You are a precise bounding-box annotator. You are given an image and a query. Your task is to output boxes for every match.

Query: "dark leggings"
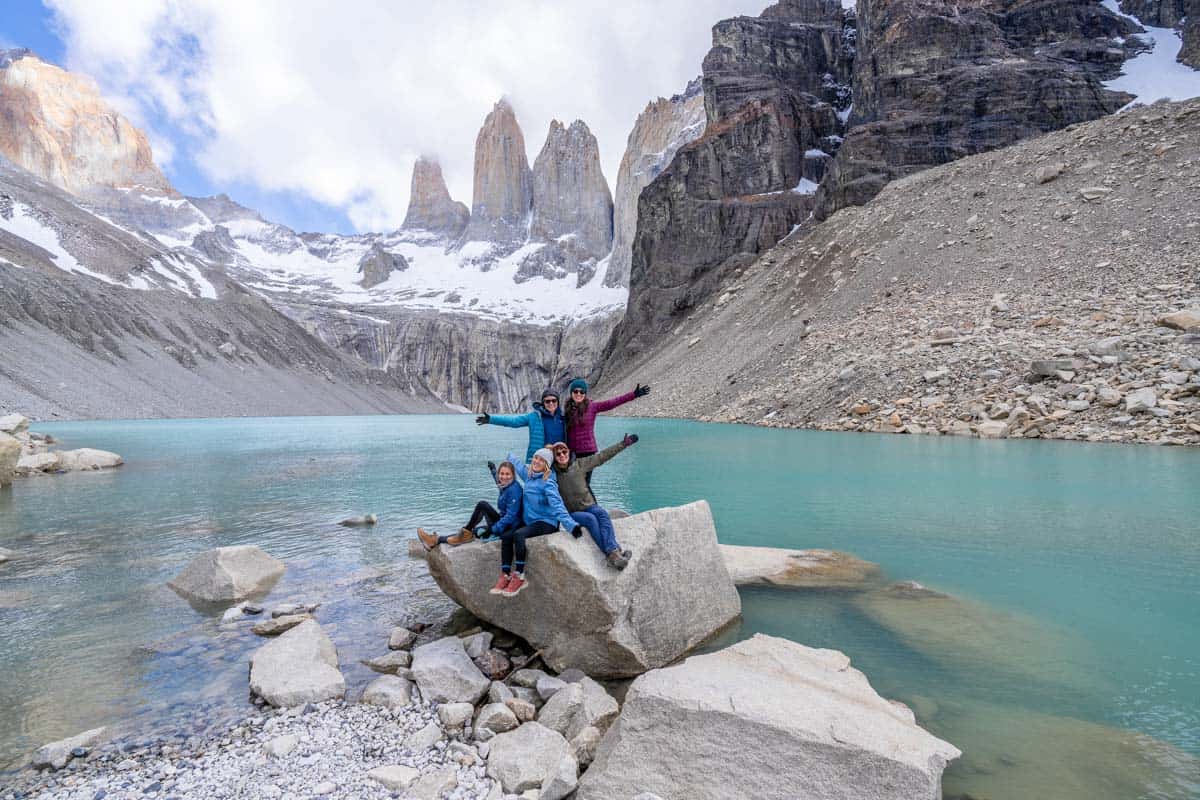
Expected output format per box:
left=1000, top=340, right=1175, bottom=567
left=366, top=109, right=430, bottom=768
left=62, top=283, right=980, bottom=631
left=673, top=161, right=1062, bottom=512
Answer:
left=464, top=501, right=500, bottom=533
left=499, top=521, right=557, bottom=573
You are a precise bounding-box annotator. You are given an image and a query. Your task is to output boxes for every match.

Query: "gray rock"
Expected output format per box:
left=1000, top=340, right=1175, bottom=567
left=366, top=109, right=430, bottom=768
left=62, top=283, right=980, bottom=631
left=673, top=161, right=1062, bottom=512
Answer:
left=427, top=501, right=741, bottom=678
left=312, top=781, right=336, bottom=795
left=537, top=678, right=619, bottom=741
left=437, top=702, right=475, bottom=732
left=251, top=613, right=312, bottom=636
left=505, top=698, right=538, bottom=723
left=361, top=675, right=414, bottom=709
left=248, top=620, right=345, bottom=707
left=486, top=722, right=572, bottom=794
left=411, top=636, right=490, bottom=704
left=976, top=420, right=1009, bottom=439
left=0, top=433, right=21, bottom=487
left=0, top=547, right=14, bottom=564
left=32, top=727, right=106, bottom=770
left=408, top=766, right=458, bottom=800
left=56, top=448, right=123, bottom=471
left=1125, top=387, right=1158, bottom=413
left=510, top=669, right=548, bottom=688
left=462, top=631, right=493, bottom=659
left=488, top=680, right=515, bottom=704
left=262, top=734, right=299, bottom=758
left=366, top=764, right=420, bottom=792
left=168, top=545, right=286, bottom=604
left=576, top=634, right=960, bottom=800
left=539, top=752, right=579, bottom=800
left=0, top=413, right=30, bottom=434
left=536, top=683, right=583, bottom=736
left=388, top=627, right=418, bottom=650
left=361, top=651, right=412, bottom=674
left=1097, top=386, right=1123, bottom=407
left=536, top=676, right=567, bottom=701
left=719, top=544, right=880, bottom=590
left=571, top=725, right=601, bottom=768
left=408, top=721, right=443, bottom=751
left=475, top=702, right=520, bottom=735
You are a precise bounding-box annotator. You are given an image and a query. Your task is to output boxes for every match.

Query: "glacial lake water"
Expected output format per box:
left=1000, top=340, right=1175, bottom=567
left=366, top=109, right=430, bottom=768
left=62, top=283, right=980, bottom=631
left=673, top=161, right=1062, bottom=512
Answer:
left=1, top=415, right=1198, bottom=798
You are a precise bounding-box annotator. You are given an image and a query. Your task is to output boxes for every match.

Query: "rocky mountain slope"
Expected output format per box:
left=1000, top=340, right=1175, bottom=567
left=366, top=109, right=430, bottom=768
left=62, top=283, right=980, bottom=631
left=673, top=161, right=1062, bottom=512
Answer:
left=598, top=0, right=1196, bottom=376
left=599, top=98, right=1200, bottom=446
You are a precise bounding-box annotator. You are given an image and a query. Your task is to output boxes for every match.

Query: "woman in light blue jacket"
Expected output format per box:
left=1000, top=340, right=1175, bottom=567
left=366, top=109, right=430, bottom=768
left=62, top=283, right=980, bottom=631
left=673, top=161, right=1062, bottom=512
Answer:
left=489, top=447, right=580, bottom=597
left=475, top=388, right=564, bottom=462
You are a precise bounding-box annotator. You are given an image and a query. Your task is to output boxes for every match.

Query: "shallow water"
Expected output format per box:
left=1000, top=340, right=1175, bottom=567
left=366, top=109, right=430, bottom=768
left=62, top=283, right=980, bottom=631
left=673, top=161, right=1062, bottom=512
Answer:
left=1, top=416, right=1197, bottom=797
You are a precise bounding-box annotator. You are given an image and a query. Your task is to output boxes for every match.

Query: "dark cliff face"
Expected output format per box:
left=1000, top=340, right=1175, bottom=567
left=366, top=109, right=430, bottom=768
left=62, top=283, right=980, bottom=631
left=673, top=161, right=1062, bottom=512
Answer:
left=813, top=0, right=1138, bottom=218
left=601, top=0, right=851, bottom=367
left=1181, top=0, right=1200, bottom=68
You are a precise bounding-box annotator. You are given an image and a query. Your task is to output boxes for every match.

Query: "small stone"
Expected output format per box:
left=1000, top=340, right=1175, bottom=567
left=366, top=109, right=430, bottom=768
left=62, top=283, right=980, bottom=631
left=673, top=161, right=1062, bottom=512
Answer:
left=505, top=698, right=537, bottom=723
left=312, top=781, right=335, bottom=796
left=367, top=765, right=420, bottom=792
left=475, top=703, right=520, bottom=735
left=1066, top=400, right=1090, bottom=412
left=1078, top=186, right=1112, bottom=201
left=361, top=675, right=414, bottom=709
left=509, top=669, right=547, bottom=689
left=408, top=721, right=443, bottom=751
left=922, top=368, right=948, bottom=382
left=977, top=420, right=1008, bottom=439
left=571, top=725, right=602, bottom=767
left=1034, top=163, right=1065, bottom=183
left=251, top=614, right=312, bottom=636
left=388, top=627, right=418, bottom=651
left=219, top=607, right=243, bottom=624
left=437, top=702, right=475, bottom=732
left=462, top=631, right=493, bottom=659
left=536, top=676, right=567, bottom=701
left=408, top=767, right=457, bottom=800
left=361, top=651, right=412, bottom=674
left=263, top=734, right=299, bottom=758
left=1097, top=387, right=1122, bottom=407
left=489, top=681, right=515, bottom=704
left=1125, top=387, right=1158, bottom=413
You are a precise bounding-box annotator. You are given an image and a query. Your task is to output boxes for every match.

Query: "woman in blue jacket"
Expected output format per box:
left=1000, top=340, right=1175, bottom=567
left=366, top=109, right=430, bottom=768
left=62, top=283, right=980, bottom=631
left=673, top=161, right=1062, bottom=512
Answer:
left=492, top=447, right=581, bottom=597
left=418, top=460, right=522, bottom=549
left=476, top=388, right=565, bottom=462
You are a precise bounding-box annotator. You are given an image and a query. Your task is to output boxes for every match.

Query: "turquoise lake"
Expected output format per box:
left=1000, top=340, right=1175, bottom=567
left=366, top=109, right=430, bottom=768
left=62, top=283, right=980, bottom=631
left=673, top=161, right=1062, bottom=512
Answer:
left=1, top=416, right=1198, bottom=798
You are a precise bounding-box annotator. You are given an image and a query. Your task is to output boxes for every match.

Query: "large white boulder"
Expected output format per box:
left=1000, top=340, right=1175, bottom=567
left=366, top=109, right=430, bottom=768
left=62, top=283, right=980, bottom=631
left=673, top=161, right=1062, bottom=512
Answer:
left=249, top=619, right=345, bottom=707
left=56, top=448, right=123, bottom=471
left=0, top=433, right=19, bottom=487
left=168, top=545, right=286, bottom=603
left=576, top=634, right=961, bottom=800
left=0, top=414, right=29, bottom=435
left=719, top=545, right=880, bottom=590
left=410, top=636, right=490, bottom=704
left=427, top=501, right=741, bottom=678
left=485, top=722, right=572, bottom=794
left=15, top=452, right=62, bottom=476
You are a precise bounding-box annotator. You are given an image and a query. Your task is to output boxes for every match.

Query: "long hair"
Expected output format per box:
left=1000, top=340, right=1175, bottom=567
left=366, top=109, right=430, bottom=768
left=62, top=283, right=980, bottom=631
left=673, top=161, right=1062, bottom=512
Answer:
left=564, top=395, right=589, bottom=431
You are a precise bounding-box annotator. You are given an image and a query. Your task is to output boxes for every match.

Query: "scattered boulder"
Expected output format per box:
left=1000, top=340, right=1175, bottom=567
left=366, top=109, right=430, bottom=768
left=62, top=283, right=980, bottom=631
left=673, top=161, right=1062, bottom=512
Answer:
left=338, top=514, right=377, bottom=527
left=389, top=627, right=418, bottom=650
left=263, top=734, right=299, bottom=758
left=56, top=448, right=123, bottom=471
left=539, top=751, right=580, bottom=800
left=168, top=545, right=286, bottom=604
left=249, top=620, right=345, bottom=707
left=719, top=545, right=880, bottom=590
left=15, top=451, right=61, bottom=475
left=410, top=636, right=490, bottom=704
left=0, top=414, right=30, bottom=435
left=252, top=613, right=312, bottom=636
left=485, top=722, right=572, bottom=795
left=31, top=727, right=106, bottom=770
left=577, top=635, right=960, bottom=800
left=367, top=765, right=420, bottom=792
left=537, top=678, right=619, bottom=741
left=437, top=702, right=475, bottom=732
left=361, top=675, right=414, bottom=709
left=1157, top=309, right=1200, bottom=332
left=361, top=651, right=412, bottom=675
left=0, top=433, right=19, bottom=487
left=426, top=501, right=741, bottom=678
left=408, top=766, right=458, bottom=800
left=570, top=725, right=602, bottom=767
left=475, top=702, right=519, bottom=735
left=1125, top=387, right=1158, bottom=414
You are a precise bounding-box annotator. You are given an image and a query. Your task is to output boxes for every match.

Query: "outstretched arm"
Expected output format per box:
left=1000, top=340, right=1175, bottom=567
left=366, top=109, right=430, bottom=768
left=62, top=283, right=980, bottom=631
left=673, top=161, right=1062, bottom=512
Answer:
left=488, top=461, right=499, bottom=485
left=591, top=389, right=639, bottom=414
left=487, top=412, right=533, bottom=429
left=577, top=435, right=637, bottom=471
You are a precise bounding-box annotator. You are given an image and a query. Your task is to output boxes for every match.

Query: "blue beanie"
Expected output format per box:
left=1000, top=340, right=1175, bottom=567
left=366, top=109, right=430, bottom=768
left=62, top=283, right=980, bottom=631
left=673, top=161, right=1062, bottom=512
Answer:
left=568, top=378, right=588, bottom=394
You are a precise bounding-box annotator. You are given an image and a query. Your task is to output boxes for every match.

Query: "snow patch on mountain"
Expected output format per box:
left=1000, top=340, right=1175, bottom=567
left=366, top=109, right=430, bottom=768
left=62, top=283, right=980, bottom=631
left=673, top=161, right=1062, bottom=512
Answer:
left=1, top=201, right=118, bottom=284
left=1102, top=0, right=1200, bottom=108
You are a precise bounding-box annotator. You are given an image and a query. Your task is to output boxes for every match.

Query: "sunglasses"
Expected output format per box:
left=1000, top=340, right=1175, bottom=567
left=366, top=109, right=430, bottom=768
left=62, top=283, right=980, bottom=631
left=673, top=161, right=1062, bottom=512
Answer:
left=543, top=397, right=559, bottom=404
left=571, top=389, right=586, bottom=395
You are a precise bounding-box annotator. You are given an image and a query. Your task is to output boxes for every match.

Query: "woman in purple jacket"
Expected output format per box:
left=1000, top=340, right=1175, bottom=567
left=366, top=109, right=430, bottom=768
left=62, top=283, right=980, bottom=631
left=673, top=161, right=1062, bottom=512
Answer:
left=563, top=378, right=650, bottom=461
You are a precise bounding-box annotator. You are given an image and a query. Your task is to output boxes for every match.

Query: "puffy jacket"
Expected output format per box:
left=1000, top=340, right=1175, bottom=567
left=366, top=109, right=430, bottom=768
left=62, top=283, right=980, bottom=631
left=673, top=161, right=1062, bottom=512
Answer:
left=508, top=453, right=577, bottom=531
left=566, top=390, right=637, bottom=454
left=488, top=464, right=524, bottom=536
left=489, top=402, right=565, bottom=461
left=553, top=439, right=630, bottom=511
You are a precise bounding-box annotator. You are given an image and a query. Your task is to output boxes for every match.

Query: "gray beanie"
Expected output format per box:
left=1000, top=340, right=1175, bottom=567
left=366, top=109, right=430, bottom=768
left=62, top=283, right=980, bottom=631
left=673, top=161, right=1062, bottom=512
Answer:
left=532, top=448, right=553, bottom=467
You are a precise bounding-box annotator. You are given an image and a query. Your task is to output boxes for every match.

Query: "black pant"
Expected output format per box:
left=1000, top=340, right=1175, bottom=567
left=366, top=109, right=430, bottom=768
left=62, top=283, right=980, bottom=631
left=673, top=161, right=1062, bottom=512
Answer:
left=499, top=521, right=556, bottom=572
left=464, top=501, right=500, bottom=534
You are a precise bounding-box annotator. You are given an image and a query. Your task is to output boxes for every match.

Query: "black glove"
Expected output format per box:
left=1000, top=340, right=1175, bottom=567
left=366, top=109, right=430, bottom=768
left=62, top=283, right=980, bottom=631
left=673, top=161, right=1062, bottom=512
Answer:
left=634, top=383, right=650, bottom=398
left=487, top=460, right=496, bottom=472
left=475, top=413, right=490, bottom=426
left=571, top=525, right=584, bottom=539
left=623, top=433, right=639, bottom=446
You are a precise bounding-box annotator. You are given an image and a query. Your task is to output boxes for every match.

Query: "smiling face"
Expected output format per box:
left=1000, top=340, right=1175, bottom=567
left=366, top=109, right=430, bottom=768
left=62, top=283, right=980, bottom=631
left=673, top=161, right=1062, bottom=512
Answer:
left=552, top=445, right=570, bottom=466
left=570, top=387, right=586, bottom=401
left=531, top=455, right=549, bottom=474
left=497, top=464, right=514, bottom=486
left=542, top=395, right=559, bottom=411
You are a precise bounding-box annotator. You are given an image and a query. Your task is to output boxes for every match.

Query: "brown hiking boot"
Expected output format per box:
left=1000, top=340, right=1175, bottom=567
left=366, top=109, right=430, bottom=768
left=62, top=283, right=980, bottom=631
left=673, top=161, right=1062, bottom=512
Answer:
left=417, top=528, right=439, bottom=551
left=446, top=527, right=475, bottom=546
left=606, top=550, right=630, bottom=570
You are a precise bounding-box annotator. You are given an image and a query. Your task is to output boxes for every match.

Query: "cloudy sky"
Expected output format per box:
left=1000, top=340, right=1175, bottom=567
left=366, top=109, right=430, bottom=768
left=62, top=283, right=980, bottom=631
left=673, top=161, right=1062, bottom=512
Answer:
left=2, top=0, right=770, bottom=233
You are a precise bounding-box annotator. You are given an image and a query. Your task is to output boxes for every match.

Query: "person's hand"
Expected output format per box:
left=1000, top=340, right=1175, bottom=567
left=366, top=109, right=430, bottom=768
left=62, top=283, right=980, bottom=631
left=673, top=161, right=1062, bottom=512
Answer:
left=634, top=383, right=650, bottom=398
left=475, top=413, right=490, bottom=426
left=623, top=433, right=639, bottom=446
left=571, top=525, right=584, bottom=539
left=487, top=460, right=496, bottom=472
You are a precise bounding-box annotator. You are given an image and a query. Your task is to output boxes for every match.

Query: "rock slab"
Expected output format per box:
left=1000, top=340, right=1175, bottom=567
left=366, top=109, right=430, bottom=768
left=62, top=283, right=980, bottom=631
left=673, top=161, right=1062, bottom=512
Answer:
left=168, top=545, right=286, bottom=603
left=719, top=544, right=880, bottom=589
left=32, top=727, right=106, bottom=770
left=410, top=636, right=490, bottom=704
left=485, top=722, right=572, bottom=794
left=249, top=620, right=345, bottom=707
left=0, top=432, right=19, bottom=487
left=427, top=501, right=741, bottom=678
left=577, top=634, right=961, bottom=800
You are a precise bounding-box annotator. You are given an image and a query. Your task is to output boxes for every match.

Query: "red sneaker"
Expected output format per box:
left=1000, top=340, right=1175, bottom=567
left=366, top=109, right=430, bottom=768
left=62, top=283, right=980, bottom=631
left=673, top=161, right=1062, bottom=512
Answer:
left=489, top=573, right=511, bottom=595
left=503, top=574, right=528, bottom=596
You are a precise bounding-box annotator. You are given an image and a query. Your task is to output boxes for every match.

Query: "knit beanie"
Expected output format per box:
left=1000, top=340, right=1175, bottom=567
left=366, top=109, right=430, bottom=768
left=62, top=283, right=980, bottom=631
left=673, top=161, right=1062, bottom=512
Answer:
left=532, top=448, right=553, bottom=467
left=568, top=378, right=588, bottom=394
left=540, top=387, right=560, bottom=402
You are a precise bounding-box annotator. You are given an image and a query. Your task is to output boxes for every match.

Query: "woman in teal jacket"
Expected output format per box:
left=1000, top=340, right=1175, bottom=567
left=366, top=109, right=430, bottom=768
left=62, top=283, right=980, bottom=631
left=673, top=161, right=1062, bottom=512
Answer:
left=489, top=447, right=580, bottom=597
left=476, top=388, right=565, bottom=462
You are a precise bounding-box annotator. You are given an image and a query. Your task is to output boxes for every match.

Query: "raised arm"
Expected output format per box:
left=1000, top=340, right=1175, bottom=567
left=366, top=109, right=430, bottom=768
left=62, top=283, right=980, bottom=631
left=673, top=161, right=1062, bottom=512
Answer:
left=486, top=412, right=533, bottom=429
left=507, top=453, right=529, bottom=481
left=577, top=435, right=636, bottom=472
left=487, top=461, right=499, bottom=485
left=591, top=389, right=639, bottom=414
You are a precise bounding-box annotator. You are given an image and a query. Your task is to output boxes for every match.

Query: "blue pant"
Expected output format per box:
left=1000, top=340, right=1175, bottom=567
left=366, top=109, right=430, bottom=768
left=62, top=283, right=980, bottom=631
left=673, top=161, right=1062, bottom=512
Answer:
left=570, top=505, right=619, bottom=555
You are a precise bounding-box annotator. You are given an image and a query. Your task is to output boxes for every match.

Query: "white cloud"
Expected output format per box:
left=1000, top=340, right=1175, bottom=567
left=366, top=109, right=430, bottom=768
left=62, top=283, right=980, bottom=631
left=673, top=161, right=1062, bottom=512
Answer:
left=45, top=0, right=768, bottom=232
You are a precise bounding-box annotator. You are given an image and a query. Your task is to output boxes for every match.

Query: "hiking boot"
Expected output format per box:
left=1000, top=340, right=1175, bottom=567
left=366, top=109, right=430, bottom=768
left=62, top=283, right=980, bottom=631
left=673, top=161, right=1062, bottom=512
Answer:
left=621, top=548, right=633, bottom=560
left=446, top=527, right=475, bottom=546
left=606, top=550, right=630, bottom=570
left=417, top=528, right=439, bottom=551
left=503, top=574, right=528, bottom=596
left=489, top=573, right=511, bottom=595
